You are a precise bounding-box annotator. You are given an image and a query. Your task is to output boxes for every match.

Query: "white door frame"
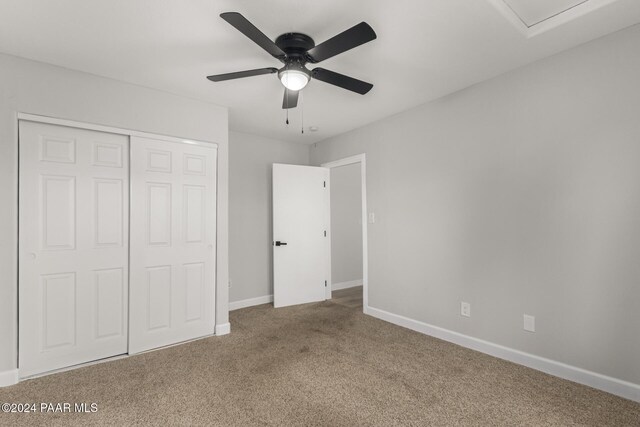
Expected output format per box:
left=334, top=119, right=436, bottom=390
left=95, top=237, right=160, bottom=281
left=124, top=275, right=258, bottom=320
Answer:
left=13, top=112, right=222, bottom=382
left=321, top=154, right=369, bottom=311
left=17, top=113, right=216, bottom=148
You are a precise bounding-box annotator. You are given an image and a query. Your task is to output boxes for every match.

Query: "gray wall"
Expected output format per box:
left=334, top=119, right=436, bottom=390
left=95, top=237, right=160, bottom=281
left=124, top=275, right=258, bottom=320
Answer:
left=0, top=53, right=229, bottom=377
left=310, top=25, right=640, bottom=385
left=330, top=163, right=363, bottom=284
left=229, top=131, right=309, bottom=303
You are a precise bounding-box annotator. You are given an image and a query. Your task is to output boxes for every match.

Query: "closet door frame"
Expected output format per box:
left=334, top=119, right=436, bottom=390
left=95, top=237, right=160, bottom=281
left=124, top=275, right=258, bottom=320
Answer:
left=16, top=113, right=220, bottom=378
left=17, top=113, right=218, bottom=149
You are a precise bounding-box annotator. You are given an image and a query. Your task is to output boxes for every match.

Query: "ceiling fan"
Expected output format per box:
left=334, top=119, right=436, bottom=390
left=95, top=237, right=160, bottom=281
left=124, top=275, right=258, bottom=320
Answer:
left=207, top=12, right=377, bottom=109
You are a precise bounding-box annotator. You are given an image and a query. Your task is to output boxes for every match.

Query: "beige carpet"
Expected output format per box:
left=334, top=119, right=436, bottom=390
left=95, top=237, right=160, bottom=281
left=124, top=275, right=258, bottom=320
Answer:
left=1, top=297, right=639, bottom=426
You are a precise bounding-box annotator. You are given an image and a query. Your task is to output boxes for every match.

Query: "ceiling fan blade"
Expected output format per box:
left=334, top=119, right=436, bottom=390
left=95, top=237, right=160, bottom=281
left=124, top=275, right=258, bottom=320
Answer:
left=306, top=22, right=376, bottom=63
left=207, top=67, right=278, bottom=82
left=282, top=89, right=299, bottom=109
left=220, top=12, right=285, bottom=59
left=312, top=68, right=373, bottom=95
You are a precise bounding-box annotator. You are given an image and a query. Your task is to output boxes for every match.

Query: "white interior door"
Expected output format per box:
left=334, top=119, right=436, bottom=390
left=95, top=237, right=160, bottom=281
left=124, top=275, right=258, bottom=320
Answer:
left=19, top=121, right=129, bottom=377
left=273, top=164, right=330, bottom=308
left=129, top=136, right=217, bottom=354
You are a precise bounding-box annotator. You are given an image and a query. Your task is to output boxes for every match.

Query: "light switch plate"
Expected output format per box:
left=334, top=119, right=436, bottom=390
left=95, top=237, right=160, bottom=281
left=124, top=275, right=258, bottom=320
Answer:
left=461, top=302, right=471, bottom=317
left=524, top=314, right=535, bottom=332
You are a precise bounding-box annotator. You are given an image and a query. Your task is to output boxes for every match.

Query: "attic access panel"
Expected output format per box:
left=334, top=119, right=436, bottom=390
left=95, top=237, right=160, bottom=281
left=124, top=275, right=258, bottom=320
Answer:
left=490, top=0, right=621, bottom=37
left=503, top=0, right=589, bottom=27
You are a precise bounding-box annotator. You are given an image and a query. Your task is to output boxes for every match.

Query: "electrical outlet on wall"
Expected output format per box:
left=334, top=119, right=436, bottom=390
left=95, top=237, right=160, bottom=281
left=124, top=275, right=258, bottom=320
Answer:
left=460, top=302, right=471, bottom=317
left=228, top=279, right=233, bottom=288
left=524, top=314, right=535, bottom=332
left=368, top=212, right=376, bottom=224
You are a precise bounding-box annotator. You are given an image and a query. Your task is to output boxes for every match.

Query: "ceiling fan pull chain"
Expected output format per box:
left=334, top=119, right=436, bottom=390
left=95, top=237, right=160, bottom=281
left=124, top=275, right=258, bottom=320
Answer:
left=301, top=92, right=304, bottom=134
left=285, top=81, right=290, bottom=125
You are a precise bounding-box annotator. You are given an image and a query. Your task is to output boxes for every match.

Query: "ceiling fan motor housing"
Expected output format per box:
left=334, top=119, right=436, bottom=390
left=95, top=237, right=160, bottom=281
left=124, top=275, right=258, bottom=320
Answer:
left=275, top=32, right=316, bottom=62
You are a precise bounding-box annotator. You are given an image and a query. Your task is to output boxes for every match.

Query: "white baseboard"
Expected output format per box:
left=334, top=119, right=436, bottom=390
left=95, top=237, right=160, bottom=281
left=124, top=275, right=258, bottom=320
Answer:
left=215, top=322, right=231, bottom=336
left=0, top=369, right=19, bottom=387
left=366, top=305, right=640, bottom=403
left=331, top=279, right=362, bottom=291
left=229, top=295, right=273, bottom=311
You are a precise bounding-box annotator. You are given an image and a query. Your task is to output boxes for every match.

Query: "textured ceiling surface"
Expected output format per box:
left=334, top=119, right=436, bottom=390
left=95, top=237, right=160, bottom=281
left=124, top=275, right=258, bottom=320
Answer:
left=1, top=0, right=639, bottom=143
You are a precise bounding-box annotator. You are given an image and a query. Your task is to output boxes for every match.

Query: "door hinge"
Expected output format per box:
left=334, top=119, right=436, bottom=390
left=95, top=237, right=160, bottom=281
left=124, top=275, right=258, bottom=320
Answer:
left=325, top=280, right=327, bottom=287
left=324, top=230, right=326, bottom=237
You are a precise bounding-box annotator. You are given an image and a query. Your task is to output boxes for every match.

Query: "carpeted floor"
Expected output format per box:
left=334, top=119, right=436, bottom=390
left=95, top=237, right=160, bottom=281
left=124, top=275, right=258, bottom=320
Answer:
left=1, top=295, right=639, bottom=426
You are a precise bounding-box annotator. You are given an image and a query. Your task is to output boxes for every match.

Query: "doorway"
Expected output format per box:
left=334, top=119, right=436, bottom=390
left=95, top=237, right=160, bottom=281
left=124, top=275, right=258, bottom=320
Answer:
left=322, top=155, right=368, bottom=311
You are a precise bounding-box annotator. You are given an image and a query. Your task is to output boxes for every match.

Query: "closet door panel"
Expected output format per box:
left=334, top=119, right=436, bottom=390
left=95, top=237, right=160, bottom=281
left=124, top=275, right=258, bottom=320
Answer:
left=129, top=136, right=216, bottom=354
left=19, top=121, right=129, bottom=378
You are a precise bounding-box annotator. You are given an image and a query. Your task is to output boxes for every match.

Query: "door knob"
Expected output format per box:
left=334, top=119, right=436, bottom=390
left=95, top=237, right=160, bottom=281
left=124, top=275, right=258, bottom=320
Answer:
left=274, top=241, right=287, bottom=246
left=28, top=252, right=37, bottom=260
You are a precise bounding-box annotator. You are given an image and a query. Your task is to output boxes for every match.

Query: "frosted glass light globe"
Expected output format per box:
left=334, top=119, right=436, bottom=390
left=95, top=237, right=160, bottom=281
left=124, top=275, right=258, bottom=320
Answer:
left=280, top=70, right=309, bottom=91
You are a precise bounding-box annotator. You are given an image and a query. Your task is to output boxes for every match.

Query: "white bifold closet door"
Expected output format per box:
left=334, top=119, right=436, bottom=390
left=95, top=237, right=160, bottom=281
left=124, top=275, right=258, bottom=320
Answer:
left=19, top=121, right=129, bottom=378
left=129, top=136, right=217, bottom=354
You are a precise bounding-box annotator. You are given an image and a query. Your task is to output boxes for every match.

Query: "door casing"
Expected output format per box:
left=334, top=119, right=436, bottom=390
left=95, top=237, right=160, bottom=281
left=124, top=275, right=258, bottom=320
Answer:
left=321, top=154, right=369, bottom=311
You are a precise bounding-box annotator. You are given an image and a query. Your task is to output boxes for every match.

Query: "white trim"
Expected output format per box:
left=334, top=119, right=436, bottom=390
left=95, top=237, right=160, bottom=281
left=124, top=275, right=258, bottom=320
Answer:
left=10, top=112, right=19, bottom=386
left=229, top=295, right=274, bottom=311
left=331, top=280, right=362, bottom=291
left=322, top=154, right=369, bottom=311
left=366, top=306, right=640, bottom=403
left=215, top=323, right=231, bottom=336
left=0, top=369, right=19, bottom=387
left=324, top=169, right=332, bottom=300
left=17, top=112, right=218, bottom=148
left=486, top=0, right=620, bottom=38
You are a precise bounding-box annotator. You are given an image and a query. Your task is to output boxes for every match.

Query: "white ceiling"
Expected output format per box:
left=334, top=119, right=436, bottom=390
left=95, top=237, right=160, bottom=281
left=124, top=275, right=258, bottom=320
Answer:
left=0, top=0, right=639, bottom=144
